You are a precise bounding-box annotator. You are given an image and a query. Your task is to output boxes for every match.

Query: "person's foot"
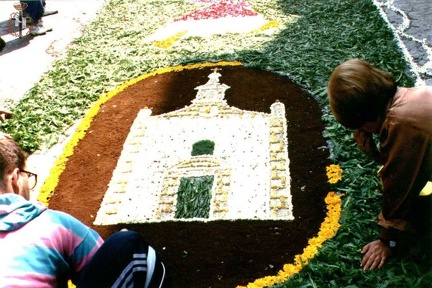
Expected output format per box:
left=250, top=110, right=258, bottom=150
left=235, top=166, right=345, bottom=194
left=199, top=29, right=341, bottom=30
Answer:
left=31, top=22, right=53, bottom=36
left=43, top=9, right=58, bottom=17
left=0, top=37, right=5, bottom=52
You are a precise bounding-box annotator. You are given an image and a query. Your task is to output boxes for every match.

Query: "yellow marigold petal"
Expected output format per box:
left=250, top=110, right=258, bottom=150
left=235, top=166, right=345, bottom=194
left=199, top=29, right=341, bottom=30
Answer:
left=281, top=263, right=301, bottom=276
left=308, top=236, right=322, bottom=247
left=250, top=20, right=281, bottom=33
left=326, top=164, right=343, bottom=184
left=154, top=31, right=187, bottom=48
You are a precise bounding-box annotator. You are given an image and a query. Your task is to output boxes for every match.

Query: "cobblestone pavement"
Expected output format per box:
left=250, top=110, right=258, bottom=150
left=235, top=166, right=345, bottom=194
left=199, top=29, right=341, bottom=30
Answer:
left=373, top=0, right=432, bottom=85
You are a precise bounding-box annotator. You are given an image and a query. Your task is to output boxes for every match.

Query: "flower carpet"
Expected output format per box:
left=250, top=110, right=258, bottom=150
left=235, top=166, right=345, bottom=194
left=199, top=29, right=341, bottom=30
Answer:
left=3, top=0, right=430, bottom=287
left=43, top=62, right=341, bottom=287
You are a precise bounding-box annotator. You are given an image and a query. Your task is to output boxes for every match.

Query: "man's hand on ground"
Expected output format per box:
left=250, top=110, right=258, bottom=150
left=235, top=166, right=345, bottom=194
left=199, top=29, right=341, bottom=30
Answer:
left=360, top=240, right=391, bottom=270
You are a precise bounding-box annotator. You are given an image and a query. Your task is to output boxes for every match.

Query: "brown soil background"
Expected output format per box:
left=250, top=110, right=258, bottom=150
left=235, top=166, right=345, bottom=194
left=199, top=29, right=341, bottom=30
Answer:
left=47, top=65, right=331, bottom=287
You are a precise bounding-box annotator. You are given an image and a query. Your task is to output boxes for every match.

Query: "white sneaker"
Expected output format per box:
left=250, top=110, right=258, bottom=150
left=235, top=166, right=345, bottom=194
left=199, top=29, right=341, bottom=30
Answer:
left=31, top=22, right=52, bottom=36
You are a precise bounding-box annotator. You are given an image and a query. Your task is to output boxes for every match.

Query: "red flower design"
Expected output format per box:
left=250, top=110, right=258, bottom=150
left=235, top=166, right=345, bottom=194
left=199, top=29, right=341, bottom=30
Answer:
left=174, top=0, right=258, bottom=22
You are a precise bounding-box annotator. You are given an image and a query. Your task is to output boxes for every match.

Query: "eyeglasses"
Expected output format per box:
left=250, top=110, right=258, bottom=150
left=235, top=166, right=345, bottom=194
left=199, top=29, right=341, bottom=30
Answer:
left=20, top=169, right=38, bottom=190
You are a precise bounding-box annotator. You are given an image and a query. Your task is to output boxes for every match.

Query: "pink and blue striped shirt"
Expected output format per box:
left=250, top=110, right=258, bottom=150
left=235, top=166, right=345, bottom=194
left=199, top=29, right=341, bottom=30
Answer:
left=0, top=194, right=103, bottom=287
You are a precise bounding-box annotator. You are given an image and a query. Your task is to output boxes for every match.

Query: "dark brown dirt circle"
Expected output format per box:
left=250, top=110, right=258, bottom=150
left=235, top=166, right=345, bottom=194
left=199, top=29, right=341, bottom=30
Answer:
left=47, top=64, right=331, bottom=287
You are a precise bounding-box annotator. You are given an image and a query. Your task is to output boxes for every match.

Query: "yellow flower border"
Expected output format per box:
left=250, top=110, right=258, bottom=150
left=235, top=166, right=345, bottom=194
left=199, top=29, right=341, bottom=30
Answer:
left=37, top=61, right=343, bottom=288
left=237, top=191, right=342, bottom=288
left=238, top=165, right=343, bottom=287
left=326, top=164, right=343, bottom=184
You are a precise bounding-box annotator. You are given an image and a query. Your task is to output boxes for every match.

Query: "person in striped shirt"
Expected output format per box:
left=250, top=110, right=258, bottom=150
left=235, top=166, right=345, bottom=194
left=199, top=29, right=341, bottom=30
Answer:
left=0, top=135, right=166, bottom=287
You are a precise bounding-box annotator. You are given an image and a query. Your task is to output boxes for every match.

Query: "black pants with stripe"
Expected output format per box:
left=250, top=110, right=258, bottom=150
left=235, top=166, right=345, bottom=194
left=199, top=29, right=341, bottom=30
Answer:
left=77, top=231, right=166, bottom=288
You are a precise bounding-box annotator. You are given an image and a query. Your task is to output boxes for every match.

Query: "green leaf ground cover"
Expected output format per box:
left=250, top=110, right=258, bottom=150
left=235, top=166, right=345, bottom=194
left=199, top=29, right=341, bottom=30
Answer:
left=3, top=0, right=430, bottom=286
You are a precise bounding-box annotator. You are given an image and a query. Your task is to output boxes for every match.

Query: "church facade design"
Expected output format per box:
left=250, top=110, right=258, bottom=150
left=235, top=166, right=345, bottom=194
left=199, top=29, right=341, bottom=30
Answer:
left=94, top=69, right=294, bottom=224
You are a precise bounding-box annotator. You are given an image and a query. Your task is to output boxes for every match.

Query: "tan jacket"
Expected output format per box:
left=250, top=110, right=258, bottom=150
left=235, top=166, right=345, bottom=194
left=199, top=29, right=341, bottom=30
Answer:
left=378, top=86, right=432, bottom=238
